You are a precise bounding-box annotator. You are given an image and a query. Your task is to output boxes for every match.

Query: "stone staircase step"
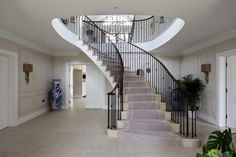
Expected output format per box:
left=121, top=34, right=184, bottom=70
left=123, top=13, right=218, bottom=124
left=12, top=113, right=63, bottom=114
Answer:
left=124, top=87, right=154, bottom=94
left=123, top=71, right=137, bottom=76
left=124, top=119, right=171, bottom=132
left=123, top=75, right=142, bottom=81
left=125, top=93, right=161, bottom=101
left=125, top=101, right=160, bottom=110
left=129, top=110, right=164, bottom=119
left=123, top=81, right=148, bottom=87
left=119, top=130, right=182, bottom=146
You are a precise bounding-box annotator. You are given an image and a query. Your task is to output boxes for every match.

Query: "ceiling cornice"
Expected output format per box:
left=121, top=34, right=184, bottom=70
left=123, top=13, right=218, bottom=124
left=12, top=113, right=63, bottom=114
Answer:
left=0, top=27, right=52, bottom=55
left=182, top=28, right=236, bottom=55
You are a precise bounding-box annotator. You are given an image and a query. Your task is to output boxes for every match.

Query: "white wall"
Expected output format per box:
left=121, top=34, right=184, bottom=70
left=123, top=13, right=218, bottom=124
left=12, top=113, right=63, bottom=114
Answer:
left=180, top=37, right=236, bottom=125
left=52, top=54, right=112, bottom=109
left=0, top=37, right=52, bottom=123
left=154, top=55, right=181, bottom=79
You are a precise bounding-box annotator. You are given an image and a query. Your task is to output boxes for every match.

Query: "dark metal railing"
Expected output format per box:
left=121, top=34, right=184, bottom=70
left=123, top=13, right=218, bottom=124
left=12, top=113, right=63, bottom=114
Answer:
left=81, top=16, right=124, bottom=129
left=72, top=15, right=196, bottom=137
left=86, top=16, right=176, bottom=43
left=115, top=42, right=196, bottom=137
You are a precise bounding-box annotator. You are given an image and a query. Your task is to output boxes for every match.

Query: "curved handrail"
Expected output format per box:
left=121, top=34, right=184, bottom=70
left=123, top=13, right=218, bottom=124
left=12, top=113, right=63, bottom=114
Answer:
left=89, top=15, right=154, bottom=23
left=133, top=16, right=154, bottom=22
left=84, top=16, right=124, bottom=94
left=84, top=17, right=177, bottom=83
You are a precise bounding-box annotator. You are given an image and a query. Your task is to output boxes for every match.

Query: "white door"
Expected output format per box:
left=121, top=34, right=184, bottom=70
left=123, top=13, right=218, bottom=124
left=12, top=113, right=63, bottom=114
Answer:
left=0, top=55, right=9, bottom=130
left=226, top=55, right=236, bottom=128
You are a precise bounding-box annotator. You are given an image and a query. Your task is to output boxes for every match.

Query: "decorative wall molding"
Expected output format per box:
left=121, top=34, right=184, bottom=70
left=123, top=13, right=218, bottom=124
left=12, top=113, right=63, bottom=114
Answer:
left=0, top=27, right=51, bottom=55
left=182, top=28, right=236, bottom=55
left=16, top=108, right=48, bottom=126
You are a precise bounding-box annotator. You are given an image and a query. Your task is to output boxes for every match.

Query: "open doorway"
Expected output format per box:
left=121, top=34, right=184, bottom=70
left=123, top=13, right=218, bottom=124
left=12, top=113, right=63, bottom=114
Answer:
left=69, top=65, right=87, bottom=109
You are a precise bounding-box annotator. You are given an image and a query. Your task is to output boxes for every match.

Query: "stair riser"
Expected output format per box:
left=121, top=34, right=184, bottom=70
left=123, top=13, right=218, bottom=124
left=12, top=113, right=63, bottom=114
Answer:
left=123, top=73, right=138, bottom=77
left=123, top=102, right=160, bottom=111
left=124, top=88, right=154, bottom=94
left=129, top=111, right=164, bottom=119
left=123, top=76, right=142, bottom=81
left=128, top=104, right=159, bottom=110
left=123, top=82, right=148, bottom=87
left=125, top=95, right=161, bottom=102
left=125, top=123, right=171, bottom=132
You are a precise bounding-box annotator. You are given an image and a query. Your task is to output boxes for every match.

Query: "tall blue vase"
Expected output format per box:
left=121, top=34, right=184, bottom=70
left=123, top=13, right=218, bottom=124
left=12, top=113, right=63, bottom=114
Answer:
left=49, top=80, right=63, bottom=110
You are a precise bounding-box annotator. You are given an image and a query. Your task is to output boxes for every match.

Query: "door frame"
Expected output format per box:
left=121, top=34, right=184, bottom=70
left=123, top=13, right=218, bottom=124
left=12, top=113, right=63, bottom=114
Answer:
left=216, top=48, right=236, bottom=128
left=0, top=49, right=18, bottom=127
left=65, top=61, right=90, bottom=109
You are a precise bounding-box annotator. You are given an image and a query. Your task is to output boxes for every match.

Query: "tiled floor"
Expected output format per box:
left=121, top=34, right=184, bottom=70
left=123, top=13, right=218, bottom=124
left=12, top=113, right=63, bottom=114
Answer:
left=0, top=108, right=217, bottom=157
left=73, top=97, right=86, bottom=108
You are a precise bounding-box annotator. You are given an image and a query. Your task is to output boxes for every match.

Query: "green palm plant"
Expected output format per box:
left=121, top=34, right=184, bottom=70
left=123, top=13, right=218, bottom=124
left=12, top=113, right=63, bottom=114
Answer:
left=179, top=74, right=205, bottom=111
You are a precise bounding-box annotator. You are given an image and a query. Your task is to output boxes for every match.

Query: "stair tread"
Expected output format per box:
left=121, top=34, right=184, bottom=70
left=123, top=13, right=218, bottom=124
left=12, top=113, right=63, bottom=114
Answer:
left=127, top=100, right=158, bottom=103
left=130, top=109, right=163, bottom=112
left=127, top=118, right=168, bottom=123
left=121, top=130, right=182, bottom=140
left=127, top=93, right=157, bottom=95
left=125, top=86, right=151, bottom=89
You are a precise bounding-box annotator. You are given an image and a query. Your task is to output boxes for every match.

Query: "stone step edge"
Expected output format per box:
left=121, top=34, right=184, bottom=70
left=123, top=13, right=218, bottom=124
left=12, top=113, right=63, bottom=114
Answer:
left=107, top=128, right=201, bottom=148
left=123, top=102, right=166, bottom=111
left=124, top=94, right=162, bottom=102
left=117, top=118, right=178, bottom=132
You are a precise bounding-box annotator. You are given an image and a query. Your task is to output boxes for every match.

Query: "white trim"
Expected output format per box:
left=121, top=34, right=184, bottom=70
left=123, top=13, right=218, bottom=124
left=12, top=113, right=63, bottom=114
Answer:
left=65, top=61, right=91, bottom=109
left=51, top=51, right=81, bottom=56
left=183, top=28, right=236, bottom=55
left=216, top=49, right=236, bottom=127
left=16, top=108, right=48, bottom=126
left=0, top=49, right=18, bottom=127
left=0, top=27, right=51, bottom=55
left=198, top=112, right=217, bottom=125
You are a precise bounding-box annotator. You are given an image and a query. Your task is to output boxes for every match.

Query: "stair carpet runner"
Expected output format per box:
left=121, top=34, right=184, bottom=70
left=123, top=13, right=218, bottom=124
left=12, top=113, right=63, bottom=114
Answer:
left=119, top=70, right=182, bottom=146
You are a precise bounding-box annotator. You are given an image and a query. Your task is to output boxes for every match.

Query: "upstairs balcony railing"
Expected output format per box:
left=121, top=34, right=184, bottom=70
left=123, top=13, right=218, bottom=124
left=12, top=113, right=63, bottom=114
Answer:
left=86, top=16, right=176, bottom=43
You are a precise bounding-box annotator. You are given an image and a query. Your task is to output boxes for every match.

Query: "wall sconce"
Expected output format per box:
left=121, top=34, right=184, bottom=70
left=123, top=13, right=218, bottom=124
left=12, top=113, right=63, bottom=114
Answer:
left=159, top=16, right=165, bottom=24
left=201, top=64, right=211, bottom=84
left=23, top=64, right=33, bottom=84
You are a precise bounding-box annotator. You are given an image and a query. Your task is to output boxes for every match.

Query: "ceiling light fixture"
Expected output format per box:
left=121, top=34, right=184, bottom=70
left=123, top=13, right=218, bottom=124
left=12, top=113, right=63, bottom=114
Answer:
left=113, top=6, right=119, bottom=10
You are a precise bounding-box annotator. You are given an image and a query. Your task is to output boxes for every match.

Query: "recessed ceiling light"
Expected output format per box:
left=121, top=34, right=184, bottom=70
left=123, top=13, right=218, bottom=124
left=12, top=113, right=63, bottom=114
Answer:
left=37, top=36, right=43, bottom=40
left=113, top=6, right=119, bottom=10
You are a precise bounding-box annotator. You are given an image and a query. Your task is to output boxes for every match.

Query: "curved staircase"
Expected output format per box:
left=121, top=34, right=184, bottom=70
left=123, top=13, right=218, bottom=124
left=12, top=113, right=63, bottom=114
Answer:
left=52, top=15, right=200, bottom=147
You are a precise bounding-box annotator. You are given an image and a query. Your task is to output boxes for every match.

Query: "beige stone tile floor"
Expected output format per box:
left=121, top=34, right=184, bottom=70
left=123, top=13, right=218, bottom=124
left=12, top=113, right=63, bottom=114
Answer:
left=73, top=97, right=86, bottom=108
left=0, top=108, right=217, bottom=157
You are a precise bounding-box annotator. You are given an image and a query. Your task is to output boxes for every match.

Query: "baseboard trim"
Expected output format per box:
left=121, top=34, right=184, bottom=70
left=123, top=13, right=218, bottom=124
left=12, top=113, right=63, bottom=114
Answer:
left=15, top=108, right=49, bottom=126
left=198, top=112, right=217, bottom=125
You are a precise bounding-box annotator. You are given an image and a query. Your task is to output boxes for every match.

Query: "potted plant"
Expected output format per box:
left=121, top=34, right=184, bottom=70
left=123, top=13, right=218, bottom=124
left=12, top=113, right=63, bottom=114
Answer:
left=196, top=128, right=236, bottom=157
left=179, top=74, right=205, bottom=117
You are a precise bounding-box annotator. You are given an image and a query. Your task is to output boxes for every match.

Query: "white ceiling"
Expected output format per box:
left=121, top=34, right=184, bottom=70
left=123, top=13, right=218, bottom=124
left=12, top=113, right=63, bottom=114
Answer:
left=0, top=0, right=236, bottom=56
